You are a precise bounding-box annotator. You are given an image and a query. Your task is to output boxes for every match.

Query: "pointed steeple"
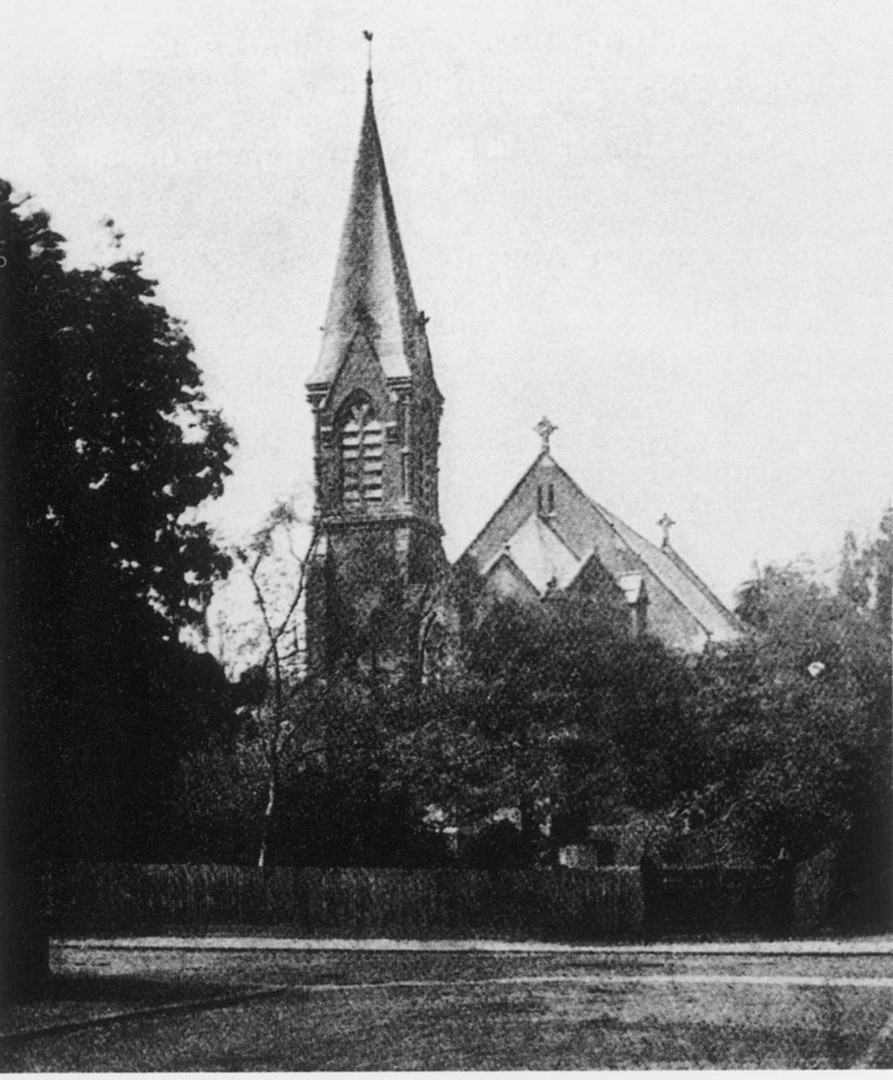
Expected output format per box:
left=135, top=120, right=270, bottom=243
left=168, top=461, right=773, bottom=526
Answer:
left=303, top=60, right=448, bottom=680
left=307, top=76, right=437, bottom=394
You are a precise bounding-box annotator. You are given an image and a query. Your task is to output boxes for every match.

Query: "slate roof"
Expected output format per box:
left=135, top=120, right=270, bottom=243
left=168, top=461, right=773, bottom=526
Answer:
left=464, top=451, right=741, bottom=645
left=589, top=494, right=741, bottom=641
left=484, top=512, right=582, bottom=594
left=307, top=77, right=437, bottom=394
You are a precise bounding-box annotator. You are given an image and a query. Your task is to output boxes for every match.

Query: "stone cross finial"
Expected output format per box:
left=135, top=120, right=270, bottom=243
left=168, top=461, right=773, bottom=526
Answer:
left=658, top=513, right=676, bottom=547
left=535, top=416, right=557, bottom=454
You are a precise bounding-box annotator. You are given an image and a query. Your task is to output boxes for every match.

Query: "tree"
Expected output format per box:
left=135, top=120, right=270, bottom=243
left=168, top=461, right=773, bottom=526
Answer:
left=2, top=180, right=236, bottom=869
left=842, top=506, right=893, bottom=634
left=388, top=596, right=702, bottom=864
left=173, top=499, right=457, bottom=868
left=687, top=559, right=890, bottom=865
left=237, top=501, right=320, bottom=866
left=838, top=530, right=872, bottom=609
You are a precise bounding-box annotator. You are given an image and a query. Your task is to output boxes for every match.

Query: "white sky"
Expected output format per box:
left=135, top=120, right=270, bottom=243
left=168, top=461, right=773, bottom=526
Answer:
left=5, top=0, right=893, bottom=605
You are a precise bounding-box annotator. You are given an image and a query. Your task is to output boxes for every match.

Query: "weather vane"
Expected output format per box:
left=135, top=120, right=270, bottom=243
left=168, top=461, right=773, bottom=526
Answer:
left=363, top=30, right=373, bottom=84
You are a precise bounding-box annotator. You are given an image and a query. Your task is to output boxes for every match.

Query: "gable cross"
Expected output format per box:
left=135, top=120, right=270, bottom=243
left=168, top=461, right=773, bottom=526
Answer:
left=658, top=512, right=676, bottom=547
left=535, top=416, right=557, bottom=454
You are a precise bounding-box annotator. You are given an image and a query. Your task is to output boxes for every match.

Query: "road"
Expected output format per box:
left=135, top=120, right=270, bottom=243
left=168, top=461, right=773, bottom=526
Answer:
left=4, top=940, right=893, bottom=1069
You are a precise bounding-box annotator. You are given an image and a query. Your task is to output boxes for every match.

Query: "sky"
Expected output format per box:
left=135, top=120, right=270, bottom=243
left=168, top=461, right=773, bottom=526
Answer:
left=4, top=0, right=893, bottom=606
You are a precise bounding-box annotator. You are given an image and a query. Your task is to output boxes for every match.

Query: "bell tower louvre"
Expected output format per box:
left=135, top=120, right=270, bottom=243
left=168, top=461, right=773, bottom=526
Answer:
left=304, top=68, right=446, bottom=677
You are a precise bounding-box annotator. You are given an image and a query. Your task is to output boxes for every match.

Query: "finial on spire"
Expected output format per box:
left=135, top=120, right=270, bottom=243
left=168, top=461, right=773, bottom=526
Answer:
left=363, top=30, right=373, bottom=85
left=658, top=512, right=676, bottom=547
left=535, top=416, right=557, bottom=455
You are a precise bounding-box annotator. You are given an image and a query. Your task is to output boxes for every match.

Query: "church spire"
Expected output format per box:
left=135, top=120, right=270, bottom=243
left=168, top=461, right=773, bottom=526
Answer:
left=303, top=59, right=446, bottom=678
left=306, top=69, right=436, bottom=395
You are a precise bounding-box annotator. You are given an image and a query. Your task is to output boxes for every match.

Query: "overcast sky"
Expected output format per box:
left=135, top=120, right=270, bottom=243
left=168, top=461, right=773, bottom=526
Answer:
left=5, top=0, right=893, bottom=604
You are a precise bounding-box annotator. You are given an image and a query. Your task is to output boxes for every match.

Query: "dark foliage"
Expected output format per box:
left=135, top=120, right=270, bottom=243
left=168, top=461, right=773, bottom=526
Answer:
left=166, top=539, right=891, bottom=880
left=434, top=598, right=702, bottom=836
left=687, top=557, right=892, bottom=866
left=1, top=181, right=236, bottom=863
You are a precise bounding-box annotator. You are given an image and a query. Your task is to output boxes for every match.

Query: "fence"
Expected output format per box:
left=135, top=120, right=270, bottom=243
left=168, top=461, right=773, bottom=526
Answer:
left=642, top=863, right=792, bottom=938
left=43, top=863, right=645, bottom=942
left=44, top=857, right=863, bottom=942
left=792, top=848, right=836, bottom=936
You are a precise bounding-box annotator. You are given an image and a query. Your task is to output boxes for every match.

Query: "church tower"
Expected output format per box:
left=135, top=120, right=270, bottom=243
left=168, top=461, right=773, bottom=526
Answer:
left=305, top=71, right=445, bottom=676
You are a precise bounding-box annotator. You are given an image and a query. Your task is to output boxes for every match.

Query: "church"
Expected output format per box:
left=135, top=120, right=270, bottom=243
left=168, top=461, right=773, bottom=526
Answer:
left=304, top=70, right=739, bottom=676
left=460, top=417, right=740, bottom=652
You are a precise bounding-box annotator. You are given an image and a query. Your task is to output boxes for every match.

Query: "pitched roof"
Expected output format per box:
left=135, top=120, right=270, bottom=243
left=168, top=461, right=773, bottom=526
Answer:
left=307, top=78, right=437, bottom=393
left=464, top=451, right=741, bottom=644
left=588, top=493, right=741, bottom=641
left=484, top=512, right=582, bottom=595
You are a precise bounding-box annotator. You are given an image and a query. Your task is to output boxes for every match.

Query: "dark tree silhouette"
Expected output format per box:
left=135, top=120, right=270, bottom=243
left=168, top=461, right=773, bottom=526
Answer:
left=1, top=182, right=235, bottom=995
left=695, top=559, right=891, bottom=866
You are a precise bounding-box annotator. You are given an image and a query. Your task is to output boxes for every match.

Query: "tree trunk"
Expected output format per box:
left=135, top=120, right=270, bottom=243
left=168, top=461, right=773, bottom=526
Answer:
left=257, top=762, right=276, bottom=868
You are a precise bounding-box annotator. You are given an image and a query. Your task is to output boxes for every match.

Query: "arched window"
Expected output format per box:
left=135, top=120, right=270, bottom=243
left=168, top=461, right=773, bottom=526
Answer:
left=339, top=397, right=383, bottom=506
left=421, top=616, right=446, bottom=687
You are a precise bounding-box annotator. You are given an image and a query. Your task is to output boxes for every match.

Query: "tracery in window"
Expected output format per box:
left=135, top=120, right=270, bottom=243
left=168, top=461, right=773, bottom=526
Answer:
left=339, top=396, right=383, bottom=506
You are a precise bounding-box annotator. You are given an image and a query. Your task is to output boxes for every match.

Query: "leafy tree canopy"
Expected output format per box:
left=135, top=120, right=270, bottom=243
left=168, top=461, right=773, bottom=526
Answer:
left=689, top=553, right=891, bottom=864
left=2, top=181, right=237, bottom=860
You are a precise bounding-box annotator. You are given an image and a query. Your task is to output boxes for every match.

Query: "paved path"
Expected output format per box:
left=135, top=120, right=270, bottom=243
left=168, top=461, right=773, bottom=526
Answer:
left=58, top=933, right=893, bottom=954
left=3, top=939, right=893, bottom=1069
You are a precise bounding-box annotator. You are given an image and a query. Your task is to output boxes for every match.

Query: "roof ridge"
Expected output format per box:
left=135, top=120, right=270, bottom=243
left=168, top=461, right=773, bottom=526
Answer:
left=595, top=503, right=737, bottom=636
left=463, top=450, right=739, bottom=642
left=564, top=547, right=611, bottom=591
left=599, top=500, right=740, bottom=626
left=485, top=548, right=539, bottom=596
left=460, top=452, right=550, bottom=560
left=482, top=508, right=582, bottom=593
left=548, top=460, right=737, bottom=638
left=659, top=542, right=742, bottom=626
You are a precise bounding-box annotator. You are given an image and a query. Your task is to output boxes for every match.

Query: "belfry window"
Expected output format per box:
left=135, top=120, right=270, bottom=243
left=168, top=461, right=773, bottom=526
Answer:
left=340, top=399, right=383, bottom=506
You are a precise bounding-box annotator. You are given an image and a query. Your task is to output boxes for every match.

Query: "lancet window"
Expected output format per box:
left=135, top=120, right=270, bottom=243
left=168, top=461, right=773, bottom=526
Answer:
left=338, top=396, right=383, bottom=506
left=537, top=483, right=555, bottom=517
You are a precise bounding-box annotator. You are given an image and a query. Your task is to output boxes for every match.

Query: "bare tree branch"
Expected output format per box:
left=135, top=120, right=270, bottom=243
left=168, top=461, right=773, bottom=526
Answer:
left=236, top=505, right=322, bottom=867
